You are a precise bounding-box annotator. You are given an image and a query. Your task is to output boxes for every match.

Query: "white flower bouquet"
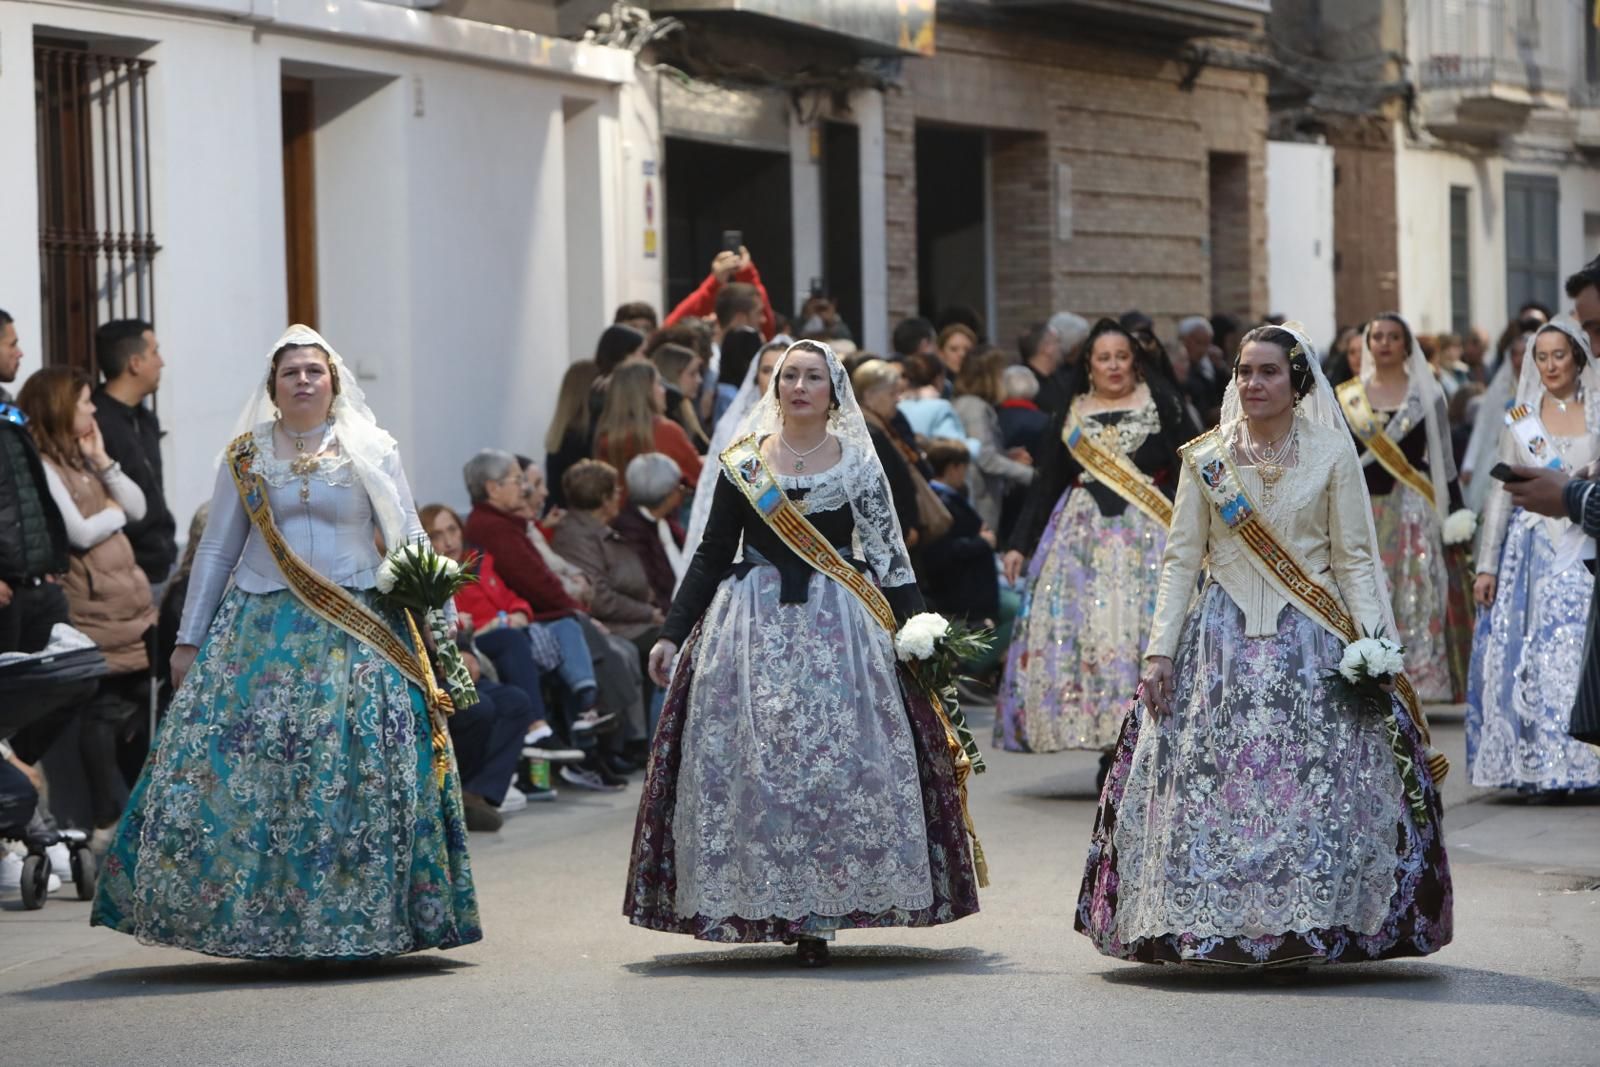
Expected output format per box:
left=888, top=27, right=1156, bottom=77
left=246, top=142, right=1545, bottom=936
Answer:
left=895, top=612, right=993, bottom=774
left=376, top=539, right=479, bottom=710
left=1442, top=508, right=1477, bottom=547
left=1337, top=635, right=1405, bottom=687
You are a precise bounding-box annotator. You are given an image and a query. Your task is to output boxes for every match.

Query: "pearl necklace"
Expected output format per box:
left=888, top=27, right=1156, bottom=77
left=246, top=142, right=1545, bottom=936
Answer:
left=781, top=430, right=829, bottom=473
left=1243, top=420, right=1296, bottom=493
left=1552, top=383, right=1584, bottom=414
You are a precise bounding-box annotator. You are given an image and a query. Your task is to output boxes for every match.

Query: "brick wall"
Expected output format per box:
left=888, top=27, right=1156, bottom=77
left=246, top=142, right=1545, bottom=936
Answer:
left=886, top=19, right=1269, bottom=344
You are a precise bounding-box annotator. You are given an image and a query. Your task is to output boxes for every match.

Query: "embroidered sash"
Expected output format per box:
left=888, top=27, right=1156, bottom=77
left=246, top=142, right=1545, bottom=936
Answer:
left=719, top=435, right=898, bottom=633
left=1336, top=379, right=1438, bottom=508
left=1505, top=404, right=1591, bottom=572
left=1181, top=431, right=1449, bottom=796
left=226, top=435, right=454, bottom=775
left=1063, top=407, right=1172, bottom=527
left=718, top=434, right=989, bottom=886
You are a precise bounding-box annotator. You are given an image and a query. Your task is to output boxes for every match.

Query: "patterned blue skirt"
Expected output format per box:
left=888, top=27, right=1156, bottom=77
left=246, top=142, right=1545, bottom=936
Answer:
left=91, top=588, right=482, bottom=959
left=1467, top=510, right=1600, bottom=791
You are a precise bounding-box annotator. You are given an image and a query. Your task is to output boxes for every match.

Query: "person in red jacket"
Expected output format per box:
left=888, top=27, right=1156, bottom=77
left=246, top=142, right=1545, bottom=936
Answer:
left=421, top=503, right=587, bottom=763
left=461, top=449, right=647, bottom=785
left=664, top=246, right=775, bottom=340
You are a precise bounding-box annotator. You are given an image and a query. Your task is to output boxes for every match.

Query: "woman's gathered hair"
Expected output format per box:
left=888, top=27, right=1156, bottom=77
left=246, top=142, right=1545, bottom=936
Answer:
left=1234, top=325, right=1316, bottom=398
left=545, top=360, right=599, bottom=453
left=596, top=362, right=661, bottom=470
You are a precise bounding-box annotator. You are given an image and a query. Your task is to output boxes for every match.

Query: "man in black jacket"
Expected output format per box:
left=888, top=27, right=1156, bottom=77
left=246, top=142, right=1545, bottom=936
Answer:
left=93, top=319, right=176, bottom=585
left=0, top=309, right=71, bottom=657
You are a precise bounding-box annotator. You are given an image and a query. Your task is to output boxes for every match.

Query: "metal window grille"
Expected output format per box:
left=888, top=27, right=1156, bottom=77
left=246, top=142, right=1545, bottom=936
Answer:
left=34, top=39, right=159, bottom=376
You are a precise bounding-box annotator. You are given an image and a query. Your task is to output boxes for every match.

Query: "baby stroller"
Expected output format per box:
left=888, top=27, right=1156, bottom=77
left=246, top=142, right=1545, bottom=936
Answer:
left=0, top=627, right=107, bottom=909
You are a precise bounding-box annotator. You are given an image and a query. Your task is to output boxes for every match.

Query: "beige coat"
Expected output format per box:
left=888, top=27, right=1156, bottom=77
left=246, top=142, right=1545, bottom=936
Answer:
left=47, top=458, right=156, bottom=673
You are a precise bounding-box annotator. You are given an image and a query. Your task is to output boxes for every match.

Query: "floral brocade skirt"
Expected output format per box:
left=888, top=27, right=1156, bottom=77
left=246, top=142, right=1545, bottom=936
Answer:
left=1372, top=488, right=1454, bottom=703
left=995, top=489, right=1166, bottom=753
left=1467, top=511, right=1600, bottom=791
left=91, top=588, right=482, bottom=959
left=624, top=567, right=979, bottom=942
left=1075, top=585, right=1453, bottom=967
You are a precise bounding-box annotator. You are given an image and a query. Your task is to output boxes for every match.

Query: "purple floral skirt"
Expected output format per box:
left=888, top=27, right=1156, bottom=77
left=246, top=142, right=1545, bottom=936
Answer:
left=1075, top=585, right=1453, bottom=966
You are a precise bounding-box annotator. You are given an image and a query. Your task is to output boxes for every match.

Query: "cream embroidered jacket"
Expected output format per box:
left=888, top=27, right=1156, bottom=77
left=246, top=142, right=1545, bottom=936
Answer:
left=1146, top=418, right=1388, bottom=659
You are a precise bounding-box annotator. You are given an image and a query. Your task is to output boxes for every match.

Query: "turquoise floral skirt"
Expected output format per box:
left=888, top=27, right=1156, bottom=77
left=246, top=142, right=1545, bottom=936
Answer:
left=91, top=588, right=482, bottom=959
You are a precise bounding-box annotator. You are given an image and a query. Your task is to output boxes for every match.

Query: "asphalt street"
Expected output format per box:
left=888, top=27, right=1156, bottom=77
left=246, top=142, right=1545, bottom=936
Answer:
left=3, top=705, right=1597, bottom=1067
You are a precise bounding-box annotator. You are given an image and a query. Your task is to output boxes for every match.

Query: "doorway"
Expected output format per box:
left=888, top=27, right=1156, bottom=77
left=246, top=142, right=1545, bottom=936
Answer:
left=915, top=125, right=988, bottom=333
left=664, top=137, right=793, bottom=320
left=821, top=121, right=863, bottom=343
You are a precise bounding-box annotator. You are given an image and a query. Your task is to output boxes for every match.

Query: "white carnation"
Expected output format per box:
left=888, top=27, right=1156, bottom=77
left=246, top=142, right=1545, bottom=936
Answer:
left=1340, top=636, right=1405, bottom=683
left=375, top=558, right=397, bottom=594
left=1442, top=508, right=1477, bottom=546
left=895, top=612, right=951, bottom=662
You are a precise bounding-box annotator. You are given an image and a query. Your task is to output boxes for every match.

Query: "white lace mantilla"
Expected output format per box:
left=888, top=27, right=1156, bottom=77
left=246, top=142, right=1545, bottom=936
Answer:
left=726, top=439, right=916, bottom=588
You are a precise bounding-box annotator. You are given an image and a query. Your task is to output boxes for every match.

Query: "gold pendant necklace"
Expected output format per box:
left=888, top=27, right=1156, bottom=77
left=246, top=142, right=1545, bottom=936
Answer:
left=285, top=421, right=332, bottom=503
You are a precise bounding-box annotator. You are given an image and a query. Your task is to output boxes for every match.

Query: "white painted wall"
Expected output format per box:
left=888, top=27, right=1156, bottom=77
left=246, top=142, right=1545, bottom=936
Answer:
left=1265, top=140, right=1336, bottom=346
left=0, top=0, right=649, bottom=532
left=1397, top=133, right=1600, bottom=336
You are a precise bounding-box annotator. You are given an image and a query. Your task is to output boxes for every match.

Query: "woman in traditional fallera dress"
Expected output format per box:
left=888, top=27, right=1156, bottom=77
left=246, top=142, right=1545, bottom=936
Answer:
left=1342, top=313, right=1465, bottom=701
left=624, top=340, right=979, bottom=967
left=91, top=326, right=481, bottom=959
left=1469, top=320, right=1600, bottom=793
left=1077, top=324, right=1452, bottom=967
left=996, top=319, right=1195, bottom=771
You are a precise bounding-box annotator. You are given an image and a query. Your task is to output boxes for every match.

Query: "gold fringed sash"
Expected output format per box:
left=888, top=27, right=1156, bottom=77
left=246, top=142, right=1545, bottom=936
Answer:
left=226, top=434, right=455, bottom=783
left=1181, top=431, right=1449, bottom=793
left=718, top=435, right=989, bottom=887
left=1063, top=407, right=1172, bottom=528
left=1336, top=379, right=1438, bottom=508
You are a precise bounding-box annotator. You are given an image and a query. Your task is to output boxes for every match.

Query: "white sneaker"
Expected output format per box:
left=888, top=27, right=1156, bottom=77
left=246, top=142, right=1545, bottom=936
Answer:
left=498, top=785, right=529, bottom=814
left=47, top=842, right=72, bottom=878
left=0, top=851, right=62, bottom=893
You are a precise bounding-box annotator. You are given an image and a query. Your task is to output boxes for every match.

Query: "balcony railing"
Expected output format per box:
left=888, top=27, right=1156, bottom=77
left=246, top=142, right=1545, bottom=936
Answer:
left=1413, top=0, right=1566, bottom=97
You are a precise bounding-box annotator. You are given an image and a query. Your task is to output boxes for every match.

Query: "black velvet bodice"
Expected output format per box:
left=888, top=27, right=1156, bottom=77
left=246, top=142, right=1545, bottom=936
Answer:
left=1356, top=410, right=1465, bottom=511
left=1006, top=386, right=1196, bottom=557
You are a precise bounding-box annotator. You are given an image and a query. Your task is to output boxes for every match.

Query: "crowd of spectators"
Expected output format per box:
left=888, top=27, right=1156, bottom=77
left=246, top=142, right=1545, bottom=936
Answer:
left=13, top=240, right=1588, bottom=863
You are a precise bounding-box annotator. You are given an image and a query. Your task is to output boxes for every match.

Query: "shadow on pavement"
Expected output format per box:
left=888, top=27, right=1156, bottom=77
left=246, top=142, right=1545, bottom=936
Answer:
left=624, top=943, right=1010, bottom=980
left=1096, top=961, right=1600, bottom=1018
left=15, top=953, right=471, bottom=1000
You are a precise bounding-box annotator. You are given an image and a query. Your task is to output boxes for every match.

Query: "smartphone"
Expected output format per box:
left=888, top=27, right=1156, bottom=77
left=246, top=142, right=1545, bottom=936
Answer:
left=1489, top=462, right=1530, bottom=483
left=721, top=229, right=743, bottom=255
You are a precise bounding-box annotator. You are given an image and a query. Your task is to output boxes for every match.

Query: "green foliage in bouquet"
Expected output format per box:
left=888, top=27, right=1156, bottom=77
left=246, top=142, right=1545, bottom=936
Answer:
left=377, top=540, right=480, bottom=710
left=894, top=612, right=994, bottom=774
